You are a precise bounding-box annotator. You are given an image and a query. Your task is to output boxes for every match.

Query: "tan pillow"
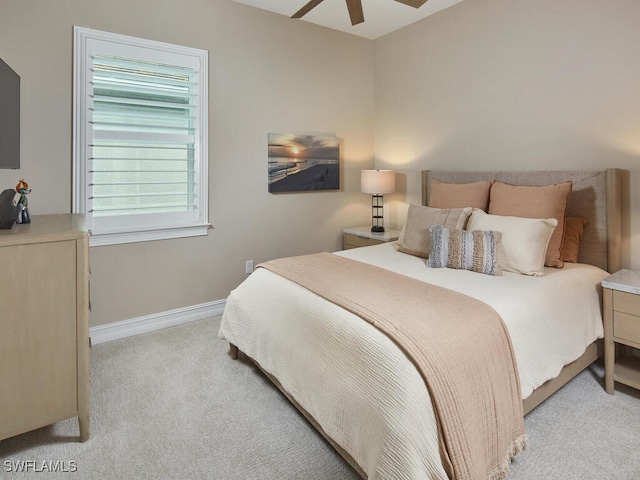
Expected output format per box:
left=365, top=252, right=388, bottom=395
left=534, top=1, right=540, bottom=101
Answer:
left=397, top=205, right=473, bottom=258
left=561, top=217, right=588, bottom=263
left=429, top=179, right=494, bottom=211
left=467, top=210, right=557, bottom=276
left=488, top=181, right=572, bottom=268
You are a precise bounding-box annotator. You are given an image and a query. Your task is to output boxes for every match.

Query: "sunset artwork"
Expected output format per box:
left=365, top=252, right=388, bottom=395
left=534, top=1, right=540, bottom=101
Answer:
left=268, top=133, right=340, bottom=193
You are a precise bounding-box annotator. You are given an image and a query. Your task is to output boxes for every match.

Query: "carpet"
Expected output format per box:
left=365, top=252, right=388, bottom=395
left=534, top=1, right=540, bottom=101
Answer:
left=1, top=317, right=638, bottom=479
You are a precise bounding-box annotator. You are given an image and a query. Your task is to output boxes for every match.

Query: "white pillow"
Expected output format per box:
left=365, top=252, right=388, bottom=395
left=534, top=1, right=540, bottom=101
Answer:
left=466, top=210, right=557, bottom=276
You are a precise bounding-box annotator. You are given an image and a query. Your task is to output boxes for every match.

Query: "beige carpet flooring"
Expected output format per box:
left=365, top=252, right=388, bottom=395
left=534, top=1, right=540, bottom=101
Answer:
left=1, top=316, right=639, bottom=479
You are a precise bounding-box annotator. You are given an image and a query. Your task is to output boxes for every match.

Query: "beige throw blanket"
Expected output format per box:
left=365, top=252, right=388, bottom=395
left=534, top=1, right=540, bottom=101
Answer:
left=259, top=253, right=527, bottom=480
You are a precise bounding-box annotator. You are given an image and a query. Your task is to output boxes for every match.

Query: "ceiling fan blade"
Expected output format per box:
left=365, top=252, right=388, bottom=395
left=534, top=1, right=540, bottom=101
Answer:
left=394, top=0, right=428, bottom=8
left=291, top=0, right=324, bottom=19
left=346, top=0, right=364, bottom=25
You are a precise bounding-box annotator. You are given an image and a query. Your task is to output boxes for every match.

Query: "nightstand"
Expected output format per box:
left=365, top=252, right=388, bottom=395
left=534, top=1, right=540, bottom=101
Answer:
left=602, top=269, right=640, bottom=394
left=343, top=226, right=400, bottom=250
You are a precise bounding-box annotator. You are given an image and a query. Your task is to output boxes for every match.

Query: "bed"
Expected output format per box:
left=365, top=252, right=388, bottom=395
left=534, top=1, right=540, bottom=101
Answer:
left=219, top=169, right=623, bottom=480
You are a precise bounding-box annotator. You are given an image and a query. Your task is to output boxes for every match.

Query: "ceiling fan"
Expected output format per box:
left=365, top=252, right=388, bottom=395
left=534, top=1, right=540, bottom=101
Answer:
left=291, top=0, right=428, bottom=26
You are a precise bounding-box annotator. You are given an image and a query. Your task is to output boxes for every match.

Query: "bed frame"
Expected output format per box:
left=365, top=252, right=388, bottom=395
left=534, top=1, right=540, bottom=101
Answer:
left=230, top=169, right=624, bottom=477
left=422, top=169, right=623, bottom=414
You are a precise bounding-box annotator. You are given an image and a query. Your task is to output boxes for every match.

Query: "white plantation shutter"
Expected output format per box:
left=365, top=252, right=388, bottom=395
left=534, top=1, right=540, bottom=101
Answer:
left=73, top=27, right=208, bottom=246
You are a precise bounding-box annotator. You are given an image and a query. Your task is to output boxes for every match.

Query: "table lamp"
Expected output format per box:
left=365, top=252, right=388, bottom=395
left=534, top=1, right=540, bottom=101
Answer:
left=361, top=169, right=395, bottom=233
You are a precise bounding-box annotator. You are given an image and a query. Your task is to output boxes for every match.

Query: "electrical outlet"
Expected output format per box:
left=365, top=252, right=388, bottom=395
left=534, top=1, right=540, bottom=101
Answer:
left=245, top=260, right=254, bottom=274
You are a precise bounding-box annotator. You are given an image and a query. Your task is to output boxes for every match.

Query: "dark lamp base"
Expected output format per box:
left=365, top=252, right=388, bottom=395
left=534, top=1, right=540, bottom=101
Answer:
left=371, top=226, right=385, bottom=233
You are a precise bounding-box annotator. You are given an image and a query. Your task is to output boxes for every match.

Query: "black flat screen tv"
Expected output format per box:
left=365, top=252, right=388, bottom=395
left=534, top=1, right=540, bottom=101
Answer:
left=0, top=58, right=20, bottom=169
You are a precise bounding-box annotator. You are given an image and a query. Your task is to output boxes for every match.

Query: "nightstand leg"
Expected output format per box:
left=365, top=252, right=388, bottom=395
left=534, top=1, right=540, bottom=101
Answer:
left=603, top=288, right=615, bottom=394
left=604, top=342, right=615, bottom=394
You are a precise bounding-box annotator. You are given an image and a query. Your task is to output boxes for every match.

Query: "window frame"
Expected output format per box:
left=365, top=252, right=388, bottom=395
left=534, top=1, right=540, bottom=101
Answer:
left=73, top=26, right=209, bottom=247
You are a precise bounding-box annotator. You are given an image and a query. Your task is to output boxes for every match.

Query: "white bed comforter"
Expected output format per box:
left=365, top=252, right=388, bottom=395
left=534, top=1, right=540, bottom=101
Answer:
left=218, top=242, right=608, bottom=479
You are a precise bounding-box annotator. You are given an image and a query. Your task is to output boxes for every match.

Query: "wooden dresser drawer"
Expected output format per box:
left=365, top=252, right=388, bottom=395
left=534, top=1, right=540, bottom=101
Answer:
left=613, top=290, right=640, bottom=316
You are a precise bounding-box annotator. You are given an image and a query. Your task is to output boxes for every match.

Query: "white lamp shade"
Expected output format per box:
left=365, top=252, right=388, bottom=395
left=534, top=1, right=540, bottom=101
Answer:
left=361, top=170, right=395, bottom=194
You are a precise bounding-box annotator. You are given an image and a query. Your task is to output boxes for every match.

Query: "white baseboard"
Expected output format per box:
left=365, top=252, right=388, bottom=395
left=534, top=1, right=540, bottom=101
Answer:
left=89, top=299, right=226, bottom=345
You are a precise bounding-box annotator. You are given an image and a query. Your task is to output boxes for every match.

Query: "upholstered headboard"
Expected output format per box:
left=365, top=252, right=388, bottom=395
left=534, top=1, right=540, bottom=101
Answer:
left=422, top=170, right=623, bottom=273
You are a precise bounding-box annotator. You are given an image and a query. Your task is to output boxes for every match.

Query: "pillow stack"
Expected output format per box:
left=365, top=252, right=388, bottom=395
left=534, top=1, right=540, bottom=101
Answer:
left=396, top=178, right=576, bottom=276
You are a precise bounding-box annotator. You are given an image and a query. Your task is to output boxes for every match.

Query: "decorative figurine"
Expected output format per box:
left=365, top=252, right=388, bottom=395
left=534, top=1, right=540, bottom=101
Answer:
left=15, top=179, right=31, bottom=224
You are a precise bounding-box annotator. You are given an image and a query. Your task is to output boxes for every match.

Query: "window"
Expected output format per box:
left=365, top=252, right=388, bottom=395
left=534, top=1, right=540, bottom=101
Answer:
left=73, top=27, right=208, bottom=246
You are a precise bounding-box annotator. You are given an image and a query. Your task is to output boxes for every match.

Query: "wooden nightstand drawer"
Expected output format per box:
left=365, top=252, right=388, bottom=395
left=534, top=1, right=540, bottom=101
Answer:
left=613, top=311, right=640, bottom=347
left=342, top=227, right=400, bottom=251
left=613, top=290, right=640, bottom=316
left=344, top=233, right=383, bottom=249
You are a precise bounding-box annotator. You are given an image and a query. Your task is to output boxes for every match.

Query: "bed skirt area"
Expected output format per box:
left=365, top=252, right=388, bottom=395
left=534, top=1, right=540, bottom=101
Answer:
left=228, top=340, right=601, bottom=479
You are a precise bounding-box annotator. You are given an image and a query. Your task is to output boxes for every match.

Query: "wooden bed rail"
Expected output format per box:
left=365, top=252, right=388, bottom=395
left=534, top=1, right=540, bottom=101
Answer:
left=229, top=344, right=239, bottom=360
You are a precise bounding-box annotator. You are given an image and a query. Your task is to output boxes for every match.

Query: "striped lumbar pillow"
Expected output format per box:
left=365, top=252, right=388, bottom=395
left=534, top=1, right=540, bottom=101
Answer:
left=427, top=224, right=503, bottom=276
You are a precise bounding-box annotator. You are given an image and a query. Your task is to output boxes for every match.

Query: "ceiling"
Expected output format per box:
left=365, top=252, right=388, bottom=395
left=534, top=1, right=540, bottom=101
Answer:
left=233, top=0, right=465, bottom=40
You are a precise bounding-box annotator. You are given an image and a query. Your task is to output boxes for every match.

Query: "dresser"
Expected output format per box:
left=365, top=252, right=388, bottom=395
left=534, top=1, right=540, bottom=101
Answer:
left=0, top=214, right=90, bottom=441
left=602, top=269, right=640, bottom=395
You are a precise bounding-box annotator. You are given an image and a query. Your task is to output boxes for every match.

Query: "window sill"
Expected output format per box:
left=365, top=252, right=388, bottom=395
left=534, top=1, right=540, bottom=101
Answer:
left=88, top=224, right=211, bottom=247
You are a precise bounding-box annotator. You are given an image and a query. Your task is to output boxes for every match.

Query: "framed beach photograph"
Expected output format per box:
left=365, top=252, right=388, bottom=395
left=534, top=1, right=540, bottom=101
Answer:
left=268, top=133, right=340, bottom=193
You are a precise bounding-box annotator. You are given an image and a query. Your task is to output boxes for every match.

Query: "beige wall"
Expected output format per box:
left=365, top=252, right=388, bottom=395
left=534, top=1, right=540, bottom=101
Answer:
left=0, top=0, right=375, bottom=326
left=3, top=0, right=639, bottom=328
left=375, top=0, right=640, bottom=269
